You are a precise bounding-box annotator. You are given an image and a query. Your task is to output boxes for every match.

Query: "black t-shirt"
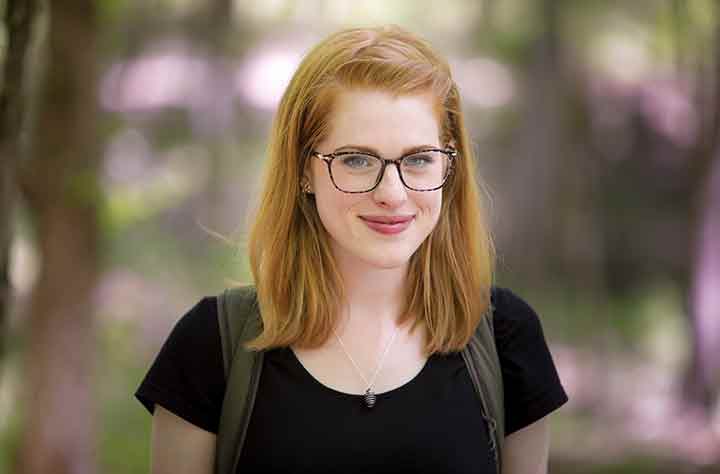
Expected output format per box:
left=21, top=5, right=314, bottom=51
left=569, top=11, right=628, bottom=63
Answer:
left=136, top=287, right=568, bottom=473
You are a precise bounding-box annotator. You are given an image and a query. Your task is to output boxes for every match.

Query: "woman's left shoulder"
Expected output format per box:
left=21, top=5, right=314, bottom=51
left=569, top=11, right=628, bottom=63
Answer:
left=488, top=286, right=569, bottom=435
left=489, top=286, right=545, bottom=344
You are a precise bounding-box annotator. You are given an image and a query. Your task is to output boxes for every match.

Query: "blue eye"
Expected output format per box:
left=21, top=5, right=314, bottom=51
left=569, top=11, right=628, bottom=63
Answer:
left=404, top=154, right=435, bottom=167
left=339, top=154, right=379, bottom=169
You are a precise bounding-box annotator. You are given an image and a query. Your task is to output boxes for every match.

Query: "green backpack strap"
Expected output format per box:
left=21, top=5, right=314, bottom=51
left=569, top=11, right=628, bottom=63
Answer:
left=215, top=286, right=263, bottom=474
left=461, top=309, right=505, bottom=474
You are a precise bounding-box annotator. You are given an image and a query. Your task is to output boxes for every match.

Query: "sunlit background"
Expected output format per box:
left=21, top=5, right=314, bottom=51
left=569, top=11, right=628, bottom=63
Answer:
left=1, top=0, right=719, bottom=473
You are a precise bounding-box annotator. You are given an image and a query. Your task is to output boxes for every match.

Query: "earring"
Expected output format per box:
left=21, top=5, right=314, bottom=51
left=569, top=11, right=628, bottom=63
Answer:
left=301, top=178, right=313, bottom=194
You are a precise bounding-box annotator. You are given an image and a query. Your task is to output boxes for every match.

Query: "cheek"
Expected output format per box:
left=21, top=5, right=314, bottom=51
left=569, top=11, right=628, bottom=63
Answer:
left=418, top=192, right=442, bottom=223
left=314, top=189, right=360, bottom=230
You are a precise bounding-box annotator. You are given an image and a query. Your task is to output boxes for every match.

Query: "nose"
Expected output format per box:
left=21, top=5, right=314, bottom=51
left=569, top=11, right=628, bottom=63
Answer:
left=372, top=162, right=407, bottom=206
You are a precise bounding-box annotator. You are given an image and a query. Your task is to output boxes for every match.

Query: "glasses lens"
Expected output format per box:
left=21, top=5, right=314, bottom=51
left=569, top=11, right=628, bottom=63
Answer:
left=400, top=151, right=450, bottom=190
left=329, top=151, right=451, bottom=192
left=330, top=153, right=383, bottom=192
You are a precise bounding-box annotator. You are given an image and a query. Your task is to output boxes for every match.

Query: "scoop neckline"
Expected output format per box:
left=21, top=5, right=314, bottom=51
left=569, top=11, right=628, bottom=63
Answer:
left=286, top=346, right=433, bottom=399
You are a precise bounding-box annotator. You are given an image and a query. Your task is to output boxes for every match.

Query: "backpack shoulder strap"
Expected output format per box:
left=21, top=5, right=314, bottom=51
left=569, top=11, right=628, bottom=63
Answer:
left=215, top=286, right=264, bottom=474
left=217, top=285, right=261, bottom=376
left=461, top=306, right=505, bottom=474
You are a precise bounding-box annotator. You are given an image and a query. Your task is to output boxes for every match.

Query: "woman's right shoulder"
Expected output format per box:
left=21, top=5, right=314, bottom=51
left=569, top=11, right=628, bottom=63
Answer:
left=135, top=294, right=227, bottom=433
left=169, top=296, right=219, bottom=339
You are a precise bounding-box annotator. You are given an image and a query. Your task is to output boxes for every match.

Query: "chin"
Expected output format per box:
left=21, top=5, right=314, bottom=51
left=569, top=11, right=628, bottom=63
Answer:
left=358, top=249, right=415, bottom=270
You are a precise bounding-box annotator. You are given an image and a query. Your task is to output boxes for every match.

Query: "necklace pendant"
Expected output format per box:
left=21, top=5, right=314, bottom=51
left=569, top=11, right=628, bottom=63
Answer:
left=364, top=388, right=377, bottom=408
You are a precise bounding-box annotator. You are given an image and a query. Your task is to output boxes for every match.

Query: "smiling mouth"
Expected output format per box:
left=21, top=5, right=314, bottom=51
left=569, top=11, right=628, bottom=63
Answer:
left=359, top=216, right=415, bottom=224
left=359, top=216, right=414, bottom=235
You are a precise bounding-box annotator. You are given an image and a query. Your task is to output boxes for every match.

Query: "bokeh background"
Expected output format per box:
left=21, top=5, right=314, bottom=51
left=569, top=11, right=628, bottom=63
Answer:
left=1, top=0, right=719, bottom=473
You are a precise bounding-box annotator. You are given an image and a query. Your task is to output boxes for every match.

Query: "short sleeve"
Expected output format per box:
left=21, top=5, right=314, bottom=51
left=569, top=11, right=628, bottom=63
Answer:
left=134, top=296, right=226, bottom=433
left=491, top=287, right=568, bottom=436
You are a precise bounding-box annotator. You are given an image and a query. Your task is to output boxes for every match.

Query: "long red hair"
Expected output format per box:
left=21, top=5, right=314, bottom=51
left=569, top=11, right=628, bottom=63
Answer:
left=245, top=25, right=495, bottom=355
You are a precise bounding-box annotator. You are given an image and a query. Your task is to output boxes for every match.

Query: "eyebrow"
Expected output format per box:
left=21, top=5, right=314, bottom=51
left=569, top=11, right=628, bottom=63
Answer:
left=335, top=144, right=440, bottom=155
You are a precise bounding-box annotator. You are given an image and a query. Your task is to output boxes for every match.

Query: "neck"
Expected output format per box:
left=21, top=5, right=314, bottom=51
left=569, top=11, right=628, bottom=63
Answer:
left=333, top=253, right=410, bottom=336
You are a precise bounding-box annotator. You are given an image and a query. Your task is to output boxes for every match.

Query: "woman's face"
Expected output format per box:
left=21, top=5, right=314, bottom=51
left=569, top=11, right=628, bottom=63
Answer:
left=307, top=88, right=445, bottom=270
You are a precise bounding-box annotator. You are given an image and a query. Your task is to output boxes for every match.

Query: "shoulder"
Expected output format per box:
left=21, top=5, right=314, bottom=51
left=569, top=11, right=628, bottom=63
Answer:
left=488, top=286, right=569, bottom=435
left=135, top=295, right=226, bottom=433
left=144, top=295, right=222, bottom=378
left=172, top=296, right=219, bottom=335
left=159, top=296, right=222, bottom=356
left=490, top=286, right=545, bottom=350
left=490, top=286, right=538, bottom=320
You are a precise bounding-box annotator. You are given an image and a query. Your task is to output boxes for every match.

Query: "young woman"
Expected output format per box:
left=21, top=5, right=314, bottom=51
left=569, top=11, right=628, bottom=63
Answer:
left=136, top=25, right=568, bottom=474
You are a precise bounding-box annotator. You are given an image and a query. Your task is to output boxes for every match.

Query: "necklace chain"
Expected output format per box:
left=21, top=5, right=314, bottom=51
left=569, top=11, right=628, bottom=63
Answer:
left=332, top=322, right=400, bottom=393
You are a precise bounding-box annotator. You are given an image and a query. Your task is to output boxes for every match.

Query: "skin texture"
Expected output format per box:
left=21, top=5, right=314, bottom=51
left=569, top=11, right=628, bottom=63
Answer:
left=307, top=89, right=444, bottom=273
left=503, top=415, right=551, bottom=474
left=150, top=405, right=215, bottom=474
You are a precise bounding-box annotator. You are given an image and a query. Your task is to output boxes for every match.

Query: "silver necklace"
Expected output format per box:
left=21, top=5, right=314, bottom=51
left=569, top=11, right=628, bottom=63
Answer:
left=332, top=321, right=401, bottom=408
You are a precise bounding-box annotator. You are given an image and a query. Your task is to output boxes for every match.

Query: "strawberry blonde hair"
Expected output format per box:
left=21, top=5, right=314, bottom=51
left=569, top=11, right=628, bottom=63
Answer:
left=245, top=25, right=495, bottom=355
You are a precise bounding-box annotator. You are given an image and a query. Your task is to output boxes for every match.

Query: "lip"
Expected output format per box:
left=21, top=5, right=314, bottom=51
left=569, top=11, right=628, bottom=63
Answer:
left=359, top=215, right=414, bottom=235
left=359, top=215, right=415, bottom=224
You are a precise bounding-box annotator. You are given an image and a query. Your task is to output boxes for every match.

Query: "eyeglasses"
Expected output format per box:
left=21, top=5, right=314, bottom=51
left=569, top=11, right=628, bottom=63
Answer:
left=311, top=147, right=457, bottom=193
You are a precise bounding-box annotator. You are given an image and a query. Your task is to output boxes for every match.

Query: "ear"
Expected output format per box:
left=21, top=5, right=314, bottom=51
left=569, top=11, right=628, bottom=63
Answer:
left=301, top=161, right=314, bottom=194
left=301, top=177, right=314, bottom=194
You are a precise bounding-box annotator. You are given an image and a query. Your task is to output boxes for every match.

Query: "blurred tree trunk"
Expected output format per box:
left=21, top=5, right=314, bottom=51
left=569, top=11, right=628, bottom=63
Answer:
left=0, top=0, right=39, bottom=378
left=15, top=0, right=101, bottom=473
left=683, top=5, right=720, bottom=412
left=504, top=0, right=566, bottom=282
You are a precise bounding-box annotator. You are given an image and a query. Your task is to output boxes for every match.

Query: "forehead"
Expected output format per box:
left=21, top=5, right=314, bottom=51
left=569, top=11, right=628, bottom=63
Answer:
left=324, top=89, right=442, bottom=152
